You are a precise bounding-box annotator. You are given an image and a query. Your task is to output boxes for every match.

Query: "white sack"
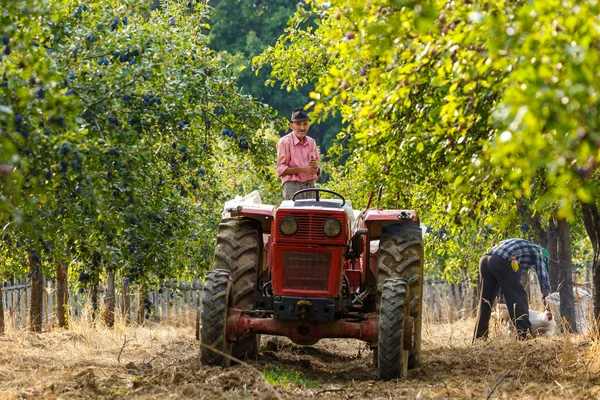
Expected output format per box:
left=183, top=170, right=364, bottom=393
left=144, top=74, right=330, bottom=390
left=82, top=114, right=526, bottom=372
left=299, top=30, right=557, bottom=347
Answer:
left=545, top=287, right=592, bottom=334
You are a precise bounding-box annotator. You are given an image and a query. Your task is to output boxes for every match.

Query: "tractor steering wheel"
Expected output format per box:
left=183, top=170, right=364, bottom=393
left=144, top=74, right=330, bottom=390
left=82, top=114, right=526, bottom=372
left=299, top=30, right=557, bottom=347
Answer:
left=292, top=188, right=345, bottom=207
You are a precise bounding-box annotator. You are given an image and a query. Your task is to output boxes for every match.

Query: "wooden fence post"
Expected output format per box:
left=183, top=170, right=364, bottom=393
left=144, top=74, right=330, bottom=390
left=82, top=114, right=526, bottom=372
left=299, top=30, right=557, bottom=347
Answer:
left=76, top=289, right=83, bottom=318
left=185, top=278, right=192, bottom=323
left=69, top=285, right=76, bottom=320
left=0, top=281, right=5, bottom=335
left=452, top=283, right=461, bottom=320
left=47, top=281, right=54, bottom=328
left=56, top=259, right=68, bottom=328
left=123, top=278, right=131, bottom=324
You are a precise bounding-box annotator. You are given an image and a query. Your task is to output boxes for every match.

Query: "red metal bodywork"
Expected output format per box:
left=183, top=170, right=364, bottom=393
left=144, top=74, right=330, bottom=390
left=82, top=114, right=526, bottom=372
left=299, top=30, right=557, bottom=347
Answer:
left=222, top=199, right=421, bottom=345
left=273, top=208, right=348, bottom=246
left=271, top=244, right=345, bottom=297
left=225, top=204, right=275, bottom=234
left=270, top=206, right=349, bottom=297
left=363, top=209, right=418, bottom=222
left=227, top=308, right=379, bottom=346
left=344, top=267, right=361, bottom=289
left=362, top=209, right=418, bottom=240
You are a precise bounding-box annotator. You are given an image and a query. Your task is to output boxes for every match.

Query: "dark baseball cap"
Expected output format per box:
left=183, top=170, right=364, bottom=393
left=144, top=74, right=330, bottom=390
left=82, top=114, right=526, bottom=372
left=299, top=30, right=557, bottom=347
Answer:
left=290, top=108, right=309, bottom=122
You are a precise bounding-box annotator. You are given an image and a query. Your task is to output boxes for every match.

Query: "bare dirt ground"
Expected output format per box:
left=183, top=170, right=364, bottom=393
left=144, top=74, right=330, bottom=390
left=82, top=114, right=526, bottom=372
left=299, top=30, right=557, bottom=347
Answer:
left=0, top=317, right=599, bottom=399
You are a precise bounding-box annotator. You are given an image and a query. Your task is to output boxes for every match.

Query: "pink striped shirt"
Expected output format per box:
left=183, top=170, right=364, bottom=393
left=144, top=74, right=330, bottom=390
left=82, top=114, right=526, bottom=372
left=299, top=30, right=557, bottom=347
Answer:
left=276, top=132, right=320, bottom=184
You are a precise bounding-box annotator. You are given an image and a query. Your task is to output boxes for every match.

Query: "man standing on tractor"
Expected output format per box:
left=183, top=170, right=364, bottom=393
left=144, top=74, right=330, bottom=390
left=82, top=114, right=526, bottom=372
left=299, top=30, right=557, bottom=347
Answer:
left=276, top=108, right=321, bottom=200
left=474, top=238, right=551, bottom=340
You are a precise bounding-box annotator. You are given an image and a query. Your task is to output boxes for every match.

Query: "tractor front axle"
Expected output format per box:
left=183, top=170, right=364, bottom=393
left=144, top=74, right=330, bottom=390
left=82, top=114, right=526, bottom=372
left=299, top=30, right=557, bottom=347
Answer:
left=226, top=308, right=379, bottom=346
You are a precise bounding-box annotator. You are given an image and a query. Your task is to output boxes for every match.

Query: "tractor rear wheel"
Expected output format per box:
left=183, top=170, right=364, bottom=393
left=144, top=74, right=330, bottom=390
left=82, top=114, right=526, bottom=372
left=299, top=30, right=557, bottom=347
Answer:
left=200, top=270, right=231, bottom=367
left=213, top=217, right=262, bottom=360
left=378, top=277, right=410, bottom=380
left=377, top=223, right=424, bottom=369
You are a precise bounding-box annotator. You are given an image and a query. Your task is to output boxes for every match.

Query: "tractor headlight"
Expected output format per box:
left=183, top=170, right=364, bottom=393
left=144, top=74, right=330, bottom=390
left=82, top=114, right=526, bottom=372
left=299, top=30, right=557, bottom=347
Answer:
left=323, top=218, right=342, bottom=238
left=280, top=216, right=298, bottom=236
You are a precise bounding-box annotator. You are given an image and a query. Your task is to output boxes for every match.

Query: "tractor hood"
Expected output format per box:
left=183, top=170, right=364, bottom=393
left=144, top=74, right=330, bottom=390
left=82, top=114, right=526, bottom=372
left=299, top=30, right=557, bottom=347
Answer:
left=278, top=199, right=356, bottom=226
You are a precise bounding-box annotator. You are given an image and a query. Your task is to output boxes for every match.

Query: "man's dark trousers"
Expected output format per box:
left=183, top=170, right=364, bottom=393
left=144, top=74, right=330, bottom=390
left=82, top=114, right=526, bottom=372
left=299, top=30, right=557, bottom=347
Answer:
left=474, top=254, right=531, bottom=339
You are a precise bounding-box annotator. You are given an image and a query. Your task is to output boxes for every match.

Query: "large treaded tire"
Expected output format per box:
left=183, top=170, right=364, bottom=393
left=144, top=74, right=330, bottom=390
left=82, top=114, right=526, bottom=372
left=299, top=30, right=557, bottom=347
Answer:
left=213, top=217, right=261, bottom=360
left=377, top=223, right=424, bottom=369
left=200, top=270, right=231, bottom=367
left=378, top=277, right=410, bottom=380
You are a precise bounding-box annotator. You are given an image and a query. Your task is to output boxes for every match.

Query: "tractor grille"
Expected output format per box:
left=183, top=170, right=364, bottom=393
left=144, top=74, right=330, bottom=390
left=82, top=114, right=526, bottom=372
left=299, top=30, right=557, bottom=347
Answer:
left=282, top=251, right=331, bottom=291
left=277, top=212, right=344, bottom=244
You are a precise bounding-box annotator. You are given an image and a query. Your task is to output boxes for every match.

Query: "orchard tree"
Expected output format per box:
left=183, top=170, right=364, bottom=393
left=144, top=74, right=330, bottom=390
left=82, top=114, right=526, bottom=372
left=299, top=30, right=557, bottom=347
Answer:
left=256, top=0, right=508, bottom=229
left=487, top=0, right=600, bottom=324
left=1, top=0, right=82, bottom=330
left=257, top=0, right=600, bottom=328
left=256, top=0, right=512, bottom=278
left=1, top=0, right=278, bottom=328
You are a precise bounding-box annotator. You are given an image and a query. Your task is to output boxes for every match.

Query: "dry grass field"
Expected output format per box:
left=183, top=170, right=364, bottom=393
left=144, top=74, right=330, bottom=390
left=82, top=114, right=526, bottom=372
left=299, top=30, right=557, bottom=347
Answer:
left=0, top=315, right=599, bottom=399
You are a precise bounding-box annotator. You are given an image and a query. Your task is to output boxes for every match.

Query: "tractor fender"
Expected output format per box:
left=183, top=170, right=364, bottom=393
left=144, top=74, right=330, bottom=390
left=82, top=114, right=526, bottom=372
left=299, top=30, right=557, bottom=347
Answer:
left=363, top=209, right=420, bottom=240
left=223, top=203, right=275, bottom=234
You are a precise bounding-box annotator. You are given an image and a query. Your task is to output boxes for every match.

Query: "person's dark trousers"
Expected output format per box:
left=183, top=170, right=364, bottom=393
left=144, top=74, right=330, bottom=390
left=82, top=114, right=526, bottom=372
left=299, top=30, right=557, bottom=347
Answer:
left=474, top=254, right=531, bottom=339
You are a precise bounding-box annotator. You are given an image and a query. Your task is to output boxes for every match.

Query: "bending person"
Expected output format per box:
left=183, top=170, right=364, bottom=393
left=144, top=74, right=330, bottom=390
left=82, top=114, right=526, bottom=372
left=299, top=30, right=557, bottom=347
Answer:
left=474, top=238, right=551, bottom=340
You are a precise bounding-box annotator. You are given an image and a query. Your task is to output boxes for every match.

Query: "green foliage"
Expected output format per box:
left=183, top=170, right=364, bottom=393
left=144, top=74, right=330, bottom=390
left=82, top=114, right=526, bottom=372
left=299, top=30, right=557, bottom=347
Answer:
left=486, top=0, right=600, bottom=219
left=208, top=0, right=343, bottom=150
left=256, top=0, right=599, bottom=278
left=0, top=0, right=278, bottom=286
left=256, top=0, right=507, bottom=227
left=214, top=127, right=283, bottom=205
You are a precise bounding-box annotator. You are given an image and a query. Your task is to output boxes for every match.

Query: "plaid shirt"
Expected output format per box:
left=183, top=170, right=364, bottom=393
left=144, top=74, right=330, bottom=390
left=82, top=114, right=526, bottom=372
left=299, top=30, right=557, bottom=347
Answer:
left=489, top=238, right=551, bottom=293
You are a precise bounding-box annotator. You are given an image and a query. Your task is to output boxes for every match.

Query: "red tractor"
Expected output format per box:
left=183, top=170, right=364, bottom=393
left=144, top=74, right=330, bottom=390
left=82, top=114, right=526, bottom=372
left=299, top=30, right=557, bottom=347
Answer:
left=199, top=188, right=424, bottom=380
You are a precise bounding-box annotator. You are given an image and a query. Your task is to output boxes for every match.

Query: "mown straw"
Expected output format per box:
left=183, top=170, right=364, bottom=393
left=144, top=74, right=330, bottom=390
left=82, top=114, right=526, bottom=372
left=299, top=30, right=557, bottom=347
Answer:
left=0, top=314, right=598, bottom=399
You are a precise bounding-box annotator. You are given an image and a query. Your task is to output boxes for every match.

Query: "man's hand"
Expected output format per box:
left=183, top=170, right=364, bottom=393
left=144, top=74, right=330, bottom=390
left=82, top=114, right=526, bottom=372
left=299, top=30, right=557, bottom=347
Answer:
left=306, top=159, right=319, bottom=174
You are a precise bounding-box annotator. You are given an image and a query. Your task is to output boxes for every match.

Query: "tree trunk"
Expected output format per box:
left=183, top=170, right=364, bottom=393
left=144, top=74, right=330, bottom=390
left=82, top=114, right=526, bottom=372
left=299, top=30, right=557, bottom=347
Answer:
left=517, top=198, right=547, bottom=247
left=104, top=269, right=116, bottom=327
left=581, top=202, right=600, bottom=321
left=56, top=259, right=68, bottom=328
left=90, top=277, right=99, bottom=321
left=548, top=217, right=559, bottom=292
left=556, top=217, right=577, bottom=333
left=29, top=251, right=44, bottom=333
left=0, top=281, right=5, bottom=335
left=531, top=214, right=548, bottom=249
left=470, top=280, right=479, bottom=318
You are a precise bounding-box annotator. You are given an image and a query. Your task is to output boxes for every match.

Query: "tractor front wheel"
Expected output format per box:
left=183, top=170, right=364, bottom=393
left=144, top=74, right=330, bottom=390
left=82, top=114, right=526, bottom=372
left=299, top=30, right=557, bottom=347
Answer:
left=378, top=277, right=410, bottom=380
left=200, top=270, right=232, bottom=367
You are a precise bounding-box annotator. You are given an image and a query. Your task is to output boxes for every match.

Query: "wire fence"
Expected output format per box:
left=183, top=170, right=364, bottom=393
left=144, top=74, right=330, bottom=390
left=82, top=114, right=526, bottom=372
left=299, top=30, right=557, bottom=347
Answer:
left=422, top=279, right=477, bottom=323
left=1, top=278, right=202, bottom=330
left=1, top=267, right=594, bottom=330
